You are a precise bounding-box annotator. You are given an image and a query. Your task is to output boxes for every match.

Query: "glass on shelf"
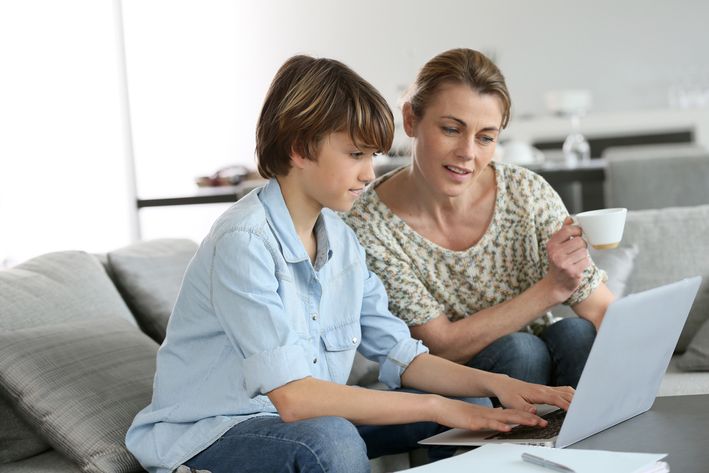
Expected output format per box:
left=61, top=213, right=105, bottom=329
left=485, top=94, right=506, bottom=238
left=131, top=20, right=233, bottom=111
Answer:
left=544, top=89, right=592, bottom=167
left=562, top=114, right=590, bottom=166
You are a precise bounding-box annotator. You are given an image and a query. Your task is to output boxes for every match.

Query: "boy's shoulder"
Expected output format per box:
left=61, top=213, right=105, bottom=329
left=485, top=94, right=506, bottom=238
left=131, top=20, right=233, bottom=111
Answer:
left=207, top=188, right=270, bottom=241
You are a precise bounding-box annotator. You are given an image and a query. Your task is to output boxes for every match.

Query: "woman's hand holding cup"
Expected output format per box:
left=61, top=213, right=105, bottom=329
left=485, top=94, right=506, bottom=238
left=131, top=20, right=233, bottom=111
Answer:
left=544, top=217, right=591, bottom=303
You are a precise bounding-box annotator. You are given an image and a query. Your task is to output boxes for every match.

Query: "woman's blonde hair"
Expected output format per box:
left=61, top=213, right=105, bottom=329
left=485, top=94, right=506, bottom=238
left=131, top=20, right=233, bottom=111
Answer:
left=406, top=48, right=511, bottom=129
left=256, top=55, right=394, bottom=178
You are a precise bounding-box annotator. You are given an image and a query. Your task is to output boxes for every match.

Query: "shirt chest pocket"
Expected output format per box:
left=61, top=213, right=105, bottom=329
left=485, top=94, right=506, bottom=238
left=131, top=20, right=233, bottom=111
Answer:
left=320, top=320, right=362, bottom=384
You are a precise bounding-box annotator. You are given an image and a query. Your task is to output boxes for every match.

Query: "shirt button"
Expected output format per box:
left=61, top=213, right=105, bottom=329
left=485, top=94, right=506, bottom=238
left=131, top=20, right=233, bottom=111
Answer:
left=311, top=313, right=318, bottom=321
left=352, top=337, right=358, bottom=344
left=313, top=357, right=318, bottom=364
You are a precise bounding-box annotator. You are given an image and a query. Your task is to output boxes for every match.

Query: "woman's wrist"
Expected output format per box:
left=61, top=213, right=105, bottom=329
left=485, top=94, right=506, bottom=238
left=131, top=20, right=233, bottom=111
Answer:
left=536, top=274, right=571, bottom=307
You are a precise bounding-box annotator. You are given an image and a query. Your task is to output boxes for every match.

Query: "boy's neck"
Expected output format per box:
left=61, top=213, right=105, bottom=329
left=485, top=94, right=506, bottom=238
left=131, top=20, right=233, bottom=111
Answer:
left=276, top=175, right=321, bottom=263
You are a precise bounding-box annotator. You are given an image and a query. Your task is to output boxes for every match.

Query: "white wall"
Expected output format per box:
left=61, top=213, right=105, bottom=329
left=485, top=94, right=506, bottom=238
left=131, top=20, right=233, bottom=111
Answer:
left=4, top=1, right=709, bottom=258
left=122, top=0, right=709, bottom=242
left=0, top=0, right=136, bottom=265
left=125, top=0, right=709, bottom=191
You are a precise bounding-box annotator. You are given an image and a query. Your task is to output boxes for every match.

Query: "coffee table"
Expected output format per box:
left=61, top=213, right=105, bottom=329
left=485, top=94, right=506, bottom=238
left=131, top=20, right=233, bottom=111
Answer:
left=570, top=394, right=709, bottom=471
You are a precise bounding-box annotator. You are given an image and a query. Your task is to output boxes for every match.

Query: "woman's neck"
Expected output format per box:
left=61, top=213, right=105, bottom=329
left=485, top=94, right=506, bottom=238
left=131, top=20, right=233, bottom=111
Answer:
left=402, top=163, right=494, bottom=224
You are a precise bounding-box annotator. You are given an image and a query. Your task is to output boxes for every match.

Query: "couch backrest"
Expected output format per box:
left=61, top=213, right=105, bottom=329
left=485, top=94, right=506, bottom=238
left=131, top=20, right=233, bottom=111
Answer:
left=605, top=148, right=709, bottom=210
left=0, top=250, right=138, bottom=330
left=106, top=238, right=198, bottom=343
left=622, top=205, right=709, bottom=351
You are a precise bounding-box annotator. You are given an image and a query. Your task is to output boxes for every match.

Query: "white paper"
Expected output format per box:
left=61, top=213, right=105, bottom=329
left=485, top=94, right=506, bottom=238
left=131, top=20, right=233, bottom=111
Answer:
left=402, top=444, right=667, bottom=473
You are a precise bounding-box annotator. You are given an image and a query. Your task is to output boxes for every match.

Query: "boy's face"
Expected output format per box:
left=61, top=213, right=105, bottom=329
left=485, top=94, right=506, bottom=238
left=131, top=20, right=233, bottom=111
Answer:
left=299, top=131, right=377, bottom=212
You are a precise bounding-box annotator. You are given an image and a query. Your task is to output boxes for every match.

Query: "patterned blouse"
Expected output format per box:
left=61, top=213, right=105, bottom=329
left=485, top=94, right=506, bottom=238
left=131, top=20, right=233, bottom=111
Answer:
left=342, top=161, right=606, bottom=332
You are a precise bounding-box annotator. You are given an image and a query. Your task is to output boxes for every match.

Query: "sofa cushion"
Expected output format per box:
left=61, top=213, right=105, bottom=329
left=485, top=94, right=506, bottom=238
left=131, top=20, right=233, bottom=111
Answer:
left=108, top=239, right=198, bottom=343
left=590, top=245, right=639, bottom=299
left=677, top=318, right=709, bottom=371
left=659, top=355, right=709, bottom=396
left=0, top=251, right=138, bottom=463
left=622, top=205, right=709, bottom=352
left=0, top=405, right=49, bottom=463
left=0, top=251, right=138, bottom=330
left=0, top=318, right=157, bottom=473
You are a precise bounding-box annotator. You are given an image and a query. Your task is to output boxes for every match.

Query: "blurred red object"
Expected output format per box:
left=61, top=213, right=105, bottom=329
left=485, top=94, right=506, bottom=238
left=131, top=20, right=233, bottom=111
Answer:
left=195, top=165, right=250, bottom=187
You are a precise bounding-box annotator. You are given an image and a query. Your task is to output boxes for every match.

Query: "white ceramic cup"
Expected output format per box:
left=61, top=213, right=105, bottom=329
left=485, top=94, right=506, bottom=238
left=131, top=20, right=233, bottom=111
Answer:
left=572, top=208, right=627, bottom=250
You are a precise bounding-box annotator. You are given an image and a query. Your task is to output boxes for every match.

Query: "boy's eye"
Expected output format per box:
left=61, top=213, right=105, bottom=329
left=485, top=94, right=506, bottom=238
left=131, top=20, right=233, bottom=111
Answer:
left=350, top=151, right=365, bottom=159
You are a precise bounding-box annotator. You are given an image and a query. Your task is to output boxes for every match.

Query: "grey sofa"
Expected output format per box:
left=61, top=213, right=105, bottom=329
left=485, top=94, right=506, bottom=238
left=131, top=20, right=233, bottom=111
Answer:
left=2, top=204, right=709, bottom=473
left=0, top=239, right=412, bottom=473
left=0, top=240, right=197, bottom=473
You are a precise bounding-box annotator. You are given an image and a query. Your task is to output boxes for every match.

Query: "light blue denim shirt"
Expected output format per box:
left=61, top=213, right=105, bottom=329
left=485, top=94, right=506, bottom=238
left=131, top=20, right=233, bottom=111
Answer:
left=125, top=179, right=428, bottom=473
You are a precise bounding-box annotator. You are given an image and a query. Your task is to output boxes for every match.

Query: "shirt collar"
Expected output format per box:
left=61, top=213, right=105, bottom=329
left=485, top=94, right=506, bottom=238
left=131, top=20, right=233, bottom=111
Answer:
left=259, top=179, right=333, bottom=267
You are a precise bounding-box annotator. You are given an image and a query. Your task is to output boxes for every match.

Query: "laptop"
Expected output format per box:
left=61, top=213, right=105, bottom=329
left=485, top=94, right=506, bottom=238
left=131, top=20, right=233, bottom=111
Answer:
left=420, top=276, right=702, bottom=449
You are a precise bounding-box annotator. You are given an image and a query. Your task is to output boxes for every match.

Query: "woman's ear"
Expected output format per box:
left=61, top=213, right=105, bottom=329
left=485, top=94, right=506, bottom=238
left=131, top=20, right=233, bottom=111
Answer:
left=402, top=102, right=417, bottom=138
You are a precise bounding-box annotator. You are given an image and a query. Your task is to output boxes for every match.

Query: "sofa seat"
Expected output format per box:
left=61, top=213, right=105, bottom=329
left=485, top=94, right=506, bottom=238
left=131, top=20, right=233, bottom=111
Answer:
left=659, top=356, right=709, bottom=397
left=0, top=451, right=80, bottom=473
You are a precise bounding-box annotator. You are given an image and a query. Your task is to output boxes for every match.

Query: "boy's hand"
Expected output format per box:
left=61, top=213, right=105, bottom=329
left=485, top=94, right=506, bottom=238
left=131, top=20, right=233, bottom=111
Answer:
left=433, top=397, right=549, bottom=433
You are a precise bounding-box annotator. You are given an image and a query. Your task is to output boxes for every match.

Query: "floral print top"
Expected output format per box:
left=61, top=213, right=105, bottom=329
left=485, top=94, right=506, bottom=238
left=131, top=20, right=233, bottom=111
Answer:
left=342, top=161, right=606, bottom=332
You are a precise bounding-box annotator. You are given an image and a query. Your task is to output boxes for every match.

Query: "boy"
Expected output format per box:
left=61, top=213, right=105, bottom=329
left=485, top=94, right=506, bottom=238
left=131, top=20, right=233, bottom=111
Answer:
left=126, top=55, right=573, bottom=473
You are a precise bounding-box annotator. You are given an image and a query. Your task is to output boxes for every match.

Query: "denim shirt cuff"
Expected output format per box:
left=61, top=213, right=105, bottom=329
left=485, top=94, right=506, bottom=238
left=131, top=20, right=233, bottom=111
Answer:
left=243, top=344, right=312, bottom=396
left=378, top=338, right=429, bottom=389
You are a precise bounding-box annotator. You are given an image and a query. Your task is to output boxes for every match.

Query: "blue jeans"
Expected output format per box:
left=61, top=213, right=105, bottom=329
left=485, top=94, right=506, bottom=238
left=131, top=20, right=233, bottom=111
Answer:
left=184, top=396, right=491, bottom=472
left=184, top=416, right=370, bottom=473
left=467, top=317, right=596, bottom=388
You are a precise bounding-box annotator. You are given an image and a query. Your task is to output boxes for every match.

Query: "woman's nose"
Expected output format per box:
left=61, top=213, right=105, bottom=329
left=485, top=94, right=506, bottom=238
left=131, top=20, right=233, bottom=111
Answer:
left=457, top=136, right=476, bottom=160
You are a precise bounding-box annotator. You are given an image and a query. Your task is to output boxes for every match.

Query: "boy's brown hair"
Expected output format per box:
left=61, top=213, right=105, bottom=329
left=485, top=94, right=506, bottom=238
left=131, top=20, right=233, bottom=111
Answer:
left=256, top=55, right=394, bottom=178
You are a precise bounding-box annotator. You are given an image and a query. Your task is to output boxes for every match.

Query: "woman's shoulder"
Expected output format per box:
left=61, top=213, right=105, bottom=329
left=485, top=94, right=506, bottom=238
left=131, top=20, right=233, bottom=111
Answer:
left=495, top=162, right=567, bottom=226
left=342, top=171, right=396, bottom=231
left=495, top=161, right=558, bottom=203
left=496, top=161, right=548, bottom=187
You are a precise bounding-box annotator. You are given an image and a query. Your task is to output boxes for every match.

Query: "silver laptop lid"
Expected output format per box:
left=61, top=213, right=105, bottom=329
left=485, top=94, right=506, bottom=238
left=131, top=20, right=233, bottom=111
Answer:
left=556, top=276, right=701, bottom=448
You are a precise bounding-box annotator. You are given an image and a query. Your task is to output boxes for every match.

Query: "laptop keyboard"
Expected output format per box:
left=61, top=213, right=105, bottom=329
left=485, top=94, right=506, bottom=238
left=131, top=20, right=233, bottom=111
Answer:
left=485, top=409, right=567, bottom=440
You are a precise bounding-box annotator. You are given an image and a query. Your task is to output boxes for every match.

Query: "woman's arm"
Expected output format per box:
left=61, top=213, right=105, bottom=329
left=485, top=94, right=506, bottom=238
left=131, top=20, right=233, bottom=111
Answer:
left=268, top=353, right=573, bottom=432
left=571, top=283, right=615, bottom=330
left=411, top=220, right=590, bottom=363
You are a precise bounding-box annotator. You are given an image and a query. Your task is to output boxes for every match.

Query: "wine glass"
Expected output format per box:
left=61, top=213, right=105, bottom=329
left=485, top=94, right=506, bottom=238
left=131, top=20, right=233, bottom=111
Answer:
left=563, top=113, right=590, bottom=166
left=545, top=90, right=592, bottom=166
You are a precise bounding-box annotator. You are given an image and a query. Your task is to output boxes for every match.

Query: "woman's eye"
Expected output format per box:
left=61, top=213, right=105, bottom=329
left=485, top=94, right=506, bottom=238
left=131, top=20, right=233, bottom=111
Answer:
left=442, top=126, right=459, bottom=135
left=479, top=135, right=496, bottom=145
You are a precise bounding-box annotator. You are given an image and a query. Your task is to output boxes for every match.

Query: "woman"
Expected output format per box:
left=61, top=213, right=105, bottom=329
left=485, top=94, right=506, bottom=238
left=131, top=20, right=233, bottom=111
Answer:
left=344, top=48, right=615, bottom=388
left=126, top=55, right=573, bottom=473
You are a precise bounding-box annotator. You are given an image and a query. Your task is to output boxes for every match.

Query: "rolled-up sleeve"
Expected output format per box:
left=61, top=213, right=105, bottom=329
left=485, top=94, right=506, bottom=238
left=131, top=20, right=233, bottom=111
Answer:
left=356, top=245, right=428, bottom=389
left=210, top=230, right=312, bottom=397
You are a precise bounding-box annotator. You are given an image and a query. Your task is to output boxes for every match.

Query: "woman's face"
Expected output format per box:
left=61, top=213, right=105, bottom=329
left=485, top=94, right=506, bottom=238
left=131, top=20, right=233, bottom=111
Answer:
left=404, top=82, right=503, bottom=197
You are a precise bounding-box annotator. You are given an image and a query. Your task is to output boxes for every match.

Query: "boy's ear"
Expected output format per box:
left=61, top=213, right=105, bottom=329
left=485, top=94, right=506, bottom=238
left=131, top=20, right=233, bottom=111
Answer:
left=289, top=145, right=309, bottom=170
left=402, top=102, right=417, bottom=138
